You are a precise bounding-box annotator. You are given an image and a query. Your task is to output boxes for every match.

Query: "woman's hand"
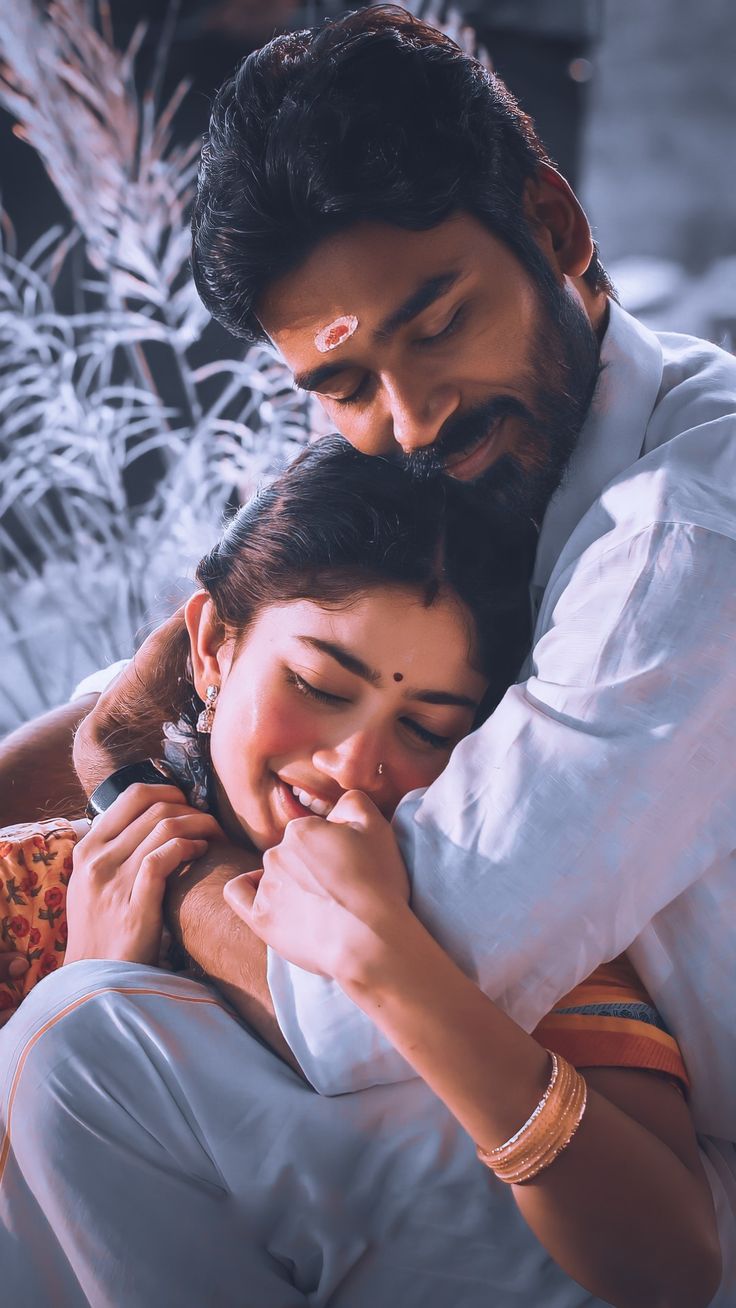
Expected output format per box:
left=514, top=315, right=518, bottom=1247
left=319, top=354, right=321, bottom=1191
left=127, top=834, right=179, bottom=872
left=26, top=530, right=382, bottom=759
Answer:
left=65, top=784, right=223, bottom=967
left=223, top=790, right=411, bottom=985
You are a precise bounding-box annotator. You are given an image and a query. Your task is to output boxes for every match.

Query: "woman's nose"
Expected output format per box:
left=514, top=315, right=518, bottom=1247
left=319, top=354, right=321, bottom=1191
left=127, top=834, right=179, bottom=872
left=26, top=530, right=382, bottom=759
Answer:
left=313, top=732, right=385, bottom=796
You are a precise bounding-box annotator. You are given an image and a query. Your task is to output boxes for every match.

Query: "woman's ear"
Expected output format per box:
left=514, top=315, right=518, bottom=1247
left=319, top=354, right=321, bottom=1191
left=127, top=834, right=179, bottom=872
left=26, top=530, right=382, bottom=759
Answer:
left=184, top=591, right=226, bottom=697
left=522, top=164, right=594, bottom=280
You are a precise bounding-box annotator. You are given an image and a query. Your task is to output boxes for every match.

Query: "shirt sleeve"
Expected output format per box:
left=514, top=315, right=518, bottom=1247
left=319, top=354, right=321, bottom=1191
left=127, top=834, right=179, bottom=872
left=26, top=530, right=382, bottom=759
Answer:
left=70, top=659, right=131, bottom=701
left=267, top=521, right=736, bottom=1094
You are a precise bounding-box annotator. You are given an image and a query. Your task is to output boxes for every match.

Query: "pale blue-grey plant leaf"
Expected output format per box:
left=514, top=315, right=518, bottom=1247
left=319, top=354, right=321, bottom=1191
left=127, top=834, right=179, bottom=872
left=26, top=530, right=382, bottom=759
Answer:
left=0, top=0, right=312, bottom=732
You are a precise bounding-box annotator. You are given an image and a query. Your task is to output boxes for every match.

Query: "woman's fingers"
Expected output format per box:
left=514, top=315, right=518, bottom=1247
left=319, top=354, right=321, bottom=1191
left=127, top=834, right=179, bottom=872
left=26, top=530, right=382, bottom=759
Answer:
left=80, top=794, right=221, bottom=876
left=223, top=870, right=262, bottom=921
left=129, top=837, right=209, bottom=917
left=115, top=805, right=222, bottom=869
left=83, top=784, right=189, bottom=844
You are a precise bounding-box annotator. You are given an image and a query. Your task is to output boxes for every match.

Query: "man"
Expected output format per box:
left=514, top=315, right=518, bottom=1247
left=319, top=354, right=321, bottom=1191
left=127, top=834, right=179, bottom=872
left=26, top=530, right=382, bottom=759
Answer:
left=0, top=7, right=734, bottom=1303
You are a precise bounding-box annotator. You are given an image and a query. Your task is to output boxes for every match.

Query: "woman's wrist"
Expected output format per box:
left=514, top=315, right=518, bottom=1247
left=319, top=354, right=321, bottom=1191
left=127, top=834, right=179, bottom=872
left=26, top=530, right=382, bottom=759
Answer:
left=334, top=901, right=435, bottom=1001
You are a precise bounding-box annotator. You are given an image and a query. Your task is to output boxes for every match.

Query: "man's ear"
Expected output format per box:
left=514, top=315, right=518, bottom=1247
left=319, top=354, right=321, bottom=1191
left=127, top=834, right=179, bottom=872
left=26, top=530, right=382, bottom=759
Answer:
left=523, top=164, right=594, bottom=280
left=184, top=591, right=228, bottom=697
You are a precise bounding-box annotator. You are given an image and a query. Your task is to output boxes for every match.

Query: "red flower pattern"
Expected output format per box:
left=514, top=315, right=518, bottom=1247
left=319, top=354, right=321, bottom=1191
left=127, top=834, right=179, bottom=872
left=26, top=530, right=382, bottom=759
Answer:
left=0, top=822, right=76, bottom=1015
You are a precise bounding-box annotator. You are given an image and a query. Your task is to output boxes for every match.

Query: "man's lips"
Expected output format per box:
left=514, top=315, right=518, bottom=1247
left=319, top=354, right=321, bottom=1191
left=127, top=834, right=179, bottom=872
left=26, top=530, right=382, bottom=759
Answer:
left=442, top=426, right=501, bottom=481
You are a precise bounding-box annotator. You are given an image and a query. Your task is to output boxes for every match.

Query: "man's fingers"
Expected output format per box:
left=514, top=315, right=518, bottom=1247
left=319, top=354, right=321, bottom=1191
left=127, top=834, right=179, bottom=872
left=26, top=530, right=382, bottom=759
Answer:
left=223, top=870, right=262, bottom=922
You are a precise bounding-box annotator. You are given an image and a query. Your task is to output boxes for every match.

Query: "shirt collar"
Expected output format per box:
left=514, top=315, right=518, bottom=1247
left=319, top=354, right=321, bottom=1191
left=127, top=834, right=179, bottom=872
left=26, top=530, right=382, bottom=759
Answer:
left=532, top=300, right=664, bottom=592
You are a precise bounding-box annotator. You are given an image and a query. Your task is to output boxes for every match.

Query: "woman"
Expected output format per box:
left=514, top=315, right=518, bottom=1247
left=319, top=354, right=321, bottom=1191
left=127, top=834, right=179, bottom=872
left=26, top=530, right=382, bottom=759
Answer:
left=0, top=440, right=720, bottom=1307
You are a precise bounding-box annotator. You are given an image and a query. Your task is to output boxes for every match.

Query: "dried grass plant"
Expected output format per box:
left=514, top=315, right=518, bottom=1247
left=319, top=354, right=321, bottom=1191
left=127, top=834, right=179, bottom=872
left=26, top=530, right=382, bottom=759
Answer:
left=0, top=0, right=313, bottom=731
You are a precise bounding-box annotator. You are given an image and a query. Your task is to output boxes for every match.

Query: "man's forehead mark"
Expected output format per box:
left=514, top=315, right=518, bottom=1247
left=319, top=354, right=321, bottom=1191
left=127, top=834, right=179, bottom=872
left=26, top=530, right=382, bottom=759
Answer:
left=393, top=672, right=404, bottom=682
left=293, top=269, right=463, bottom=393
left=314, top=314, right=359, bottom=354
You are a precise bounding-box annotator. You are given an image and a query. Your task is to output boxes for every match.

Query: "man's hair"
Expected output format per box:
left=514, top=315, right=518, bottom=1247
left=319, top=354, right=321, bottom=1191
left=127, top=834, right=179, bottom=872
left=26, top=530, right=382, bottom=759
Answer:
left=192, top=4, right=612, bottom=342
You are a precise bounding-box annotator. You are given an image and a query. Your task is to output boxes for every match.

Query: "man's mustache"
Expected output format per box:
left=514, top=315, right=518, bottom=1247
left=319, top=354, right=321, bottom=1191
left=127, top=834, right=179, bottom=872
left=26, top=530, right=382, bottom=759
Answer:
left=397, top=396, right=532, bottom=477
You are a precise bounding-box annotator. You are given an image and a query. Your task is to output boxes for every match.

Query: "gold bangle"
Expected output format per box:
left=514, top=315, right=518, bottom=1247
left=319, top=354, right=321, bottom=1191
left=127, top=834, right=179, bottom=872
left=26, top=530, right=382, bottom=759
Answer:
left=476, top=1052, right=588, bottom=1185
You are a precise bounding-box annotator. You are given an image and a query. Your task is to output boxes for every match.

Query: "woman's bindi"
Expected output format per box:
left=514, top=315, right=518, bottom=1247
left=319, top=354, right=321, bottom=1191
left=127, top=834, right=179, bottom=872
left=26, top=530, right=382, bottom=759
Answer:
left=314, top=314, right=359, bottom=353
left=393, top=672, right=404, bottom=682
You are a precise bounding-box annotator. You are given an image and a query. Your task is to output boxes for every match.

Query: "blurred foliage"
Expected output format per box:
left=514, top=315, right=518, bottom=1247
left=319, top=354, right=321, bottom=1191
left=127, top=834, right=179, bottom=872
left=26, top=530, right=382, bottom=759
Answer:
left=0, top=0, right=314, bottom=730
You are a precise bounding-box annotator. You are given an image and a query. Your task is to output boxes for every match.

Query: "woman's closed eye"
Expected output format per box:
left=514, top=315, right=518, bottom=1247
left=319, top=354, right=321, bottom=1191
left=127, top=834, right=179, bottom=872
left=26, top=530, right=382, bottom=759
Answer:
left=286, top=670, right=347, bottom=705
left=401, top=718, right=452, bottom=750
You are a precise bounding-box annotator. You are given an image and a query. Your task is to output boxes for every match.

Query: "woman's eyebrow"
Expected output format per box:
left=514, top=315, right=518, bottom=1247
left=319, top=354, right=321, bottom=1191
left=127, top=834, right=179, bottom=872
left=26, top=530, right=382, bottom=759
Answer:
left=409, top=689, right=478, bottom=710
left=297, top=636, right=381, bottom=682
left=296, top=637, right=477, bottom=708
left=292, top=269, right=462, bottom=393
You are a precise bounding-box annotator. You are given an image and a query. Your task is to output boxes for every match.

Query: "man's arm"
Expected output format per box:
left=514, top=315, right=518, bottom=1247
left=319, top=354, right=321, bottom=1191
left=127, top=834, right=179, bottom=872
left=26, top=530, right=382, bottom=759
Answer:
left=0, top=696, right=97, bottom=826
left=164, top=850, right=303, bottom=1074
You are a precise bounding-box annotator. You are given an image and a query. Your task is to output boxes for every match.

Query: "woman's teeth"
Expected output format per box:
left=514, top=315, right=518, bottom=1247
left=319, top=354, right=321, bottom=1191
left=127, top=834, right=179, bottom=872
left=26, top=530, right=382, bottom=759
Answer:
left=290, top=785, right=334, bottom=817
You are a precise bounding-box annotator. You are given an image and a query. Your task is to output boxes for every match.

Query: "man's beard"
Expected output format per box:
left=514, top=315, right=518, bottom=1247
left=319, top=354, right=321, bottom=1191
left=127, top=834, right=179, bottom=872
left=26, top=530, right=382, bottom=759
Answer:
left=399, top=281, right=601, bottom=532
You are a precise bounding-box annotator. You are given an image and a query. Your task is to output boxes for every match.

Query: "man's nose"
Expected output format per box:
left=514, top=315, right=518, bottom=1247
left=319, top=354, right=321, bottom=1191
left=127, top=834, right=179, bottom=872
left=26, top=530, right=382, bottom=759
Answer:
left=385, top=379, right=461, bottom=456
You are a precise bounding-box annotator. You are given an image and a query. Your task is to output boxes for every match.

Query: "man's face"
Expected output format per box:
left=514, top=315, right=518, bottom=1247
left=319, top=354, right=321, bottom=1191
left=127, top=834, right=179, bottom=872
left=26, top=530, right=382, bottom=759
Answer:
left=259, top=212, right=600, bottom=526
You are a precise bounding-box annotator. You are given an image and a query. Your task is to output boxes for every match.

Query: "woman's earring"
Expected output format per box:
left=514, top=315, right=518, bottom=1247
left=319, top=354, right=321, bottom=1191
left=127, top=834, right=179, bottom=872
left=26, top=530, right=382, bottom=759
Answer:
left=377, top=761, right=385, bottom=776
left=196, top=684, right=219, bottom=734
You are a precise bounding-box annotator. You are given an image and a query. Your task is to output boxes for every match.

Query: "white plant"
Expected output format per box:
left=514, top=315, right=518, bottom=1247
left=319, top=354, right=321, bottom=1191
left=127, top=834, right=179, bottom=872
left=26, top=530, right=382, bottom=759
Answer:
left=0, top=0, right=313, bottom=731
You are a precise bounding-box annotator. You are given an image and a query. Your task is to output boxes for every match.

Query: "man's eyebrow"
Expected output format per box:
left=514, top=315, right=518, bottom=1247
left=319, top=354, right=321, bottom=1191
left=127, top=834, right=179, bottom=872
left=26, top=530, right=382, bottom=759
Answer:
left=291, top=270, right=462, bottom=393
left=298, top=637, right=381, bottom=683
left=373, top=270, right=462, bottom=342
left=293, top=359, right=354, bottom=395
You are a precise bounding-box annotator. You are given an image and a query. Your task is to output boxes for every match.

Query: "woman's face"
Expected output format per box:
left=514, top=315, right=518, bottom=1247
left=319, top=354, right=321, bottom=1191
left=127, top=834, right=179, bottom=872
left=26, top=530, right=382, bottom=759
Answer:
left=191, top=587, right=488, bottom=852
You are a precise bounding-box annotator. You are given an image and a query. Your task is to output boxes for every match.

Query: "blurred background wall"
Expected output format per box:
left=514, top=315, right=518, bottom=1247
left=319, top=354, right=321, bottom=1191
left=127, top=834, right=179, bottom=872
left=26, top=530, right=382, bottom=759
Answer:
left=0, top=0, right=733, bottom=734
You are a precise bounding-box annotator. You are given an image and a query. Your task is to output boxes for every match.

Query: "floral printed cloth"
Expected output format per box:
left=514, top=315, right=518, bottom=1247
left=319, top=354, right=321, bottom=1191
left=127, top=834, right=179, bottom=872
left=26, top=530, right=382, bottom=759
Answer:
left=0, top=820, right=76, bottom=1018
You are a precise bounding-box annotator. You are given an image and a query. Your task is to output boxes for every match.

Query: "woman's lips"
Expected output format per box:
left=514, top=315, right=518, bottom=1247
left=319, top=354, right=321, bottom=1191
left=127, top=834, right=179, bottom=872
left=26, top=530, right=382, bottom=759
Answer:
left=273, top=776, right=337, bottom=825
left=443, top=427, right=500, bottom=481
left=274, top=776, right=313, bottom=824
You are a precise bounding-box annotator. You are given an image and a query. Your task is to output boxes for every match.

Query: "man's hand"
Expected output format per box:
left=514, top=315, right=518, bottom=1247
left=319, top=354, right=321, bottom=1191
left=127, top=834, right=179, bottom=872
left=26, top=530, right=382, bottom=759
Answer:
left=72, top=607, right=188, bottom=796
left=224, top=791, right=411, bottom=988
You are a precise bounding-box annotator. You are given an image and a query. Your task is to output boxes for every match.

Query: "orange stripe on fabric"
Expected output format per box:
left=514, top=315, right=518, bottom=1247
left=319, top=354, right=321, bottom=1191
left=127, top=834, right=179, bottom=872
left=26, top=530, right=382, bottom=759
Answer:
left=0, top=985, right=225, bottom=1187
left=536, top=1013, right=681, bottom=1052
left=534, top=1020, right=689, bottom=1090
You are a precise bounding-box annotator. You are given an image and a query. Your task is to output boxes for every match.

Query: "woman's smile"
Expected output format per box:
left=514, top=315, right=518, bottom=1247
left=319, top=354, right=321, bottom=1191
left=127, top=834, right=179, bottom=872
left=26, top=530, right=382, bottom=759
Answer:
left=192, top=590, right=486, bottom=853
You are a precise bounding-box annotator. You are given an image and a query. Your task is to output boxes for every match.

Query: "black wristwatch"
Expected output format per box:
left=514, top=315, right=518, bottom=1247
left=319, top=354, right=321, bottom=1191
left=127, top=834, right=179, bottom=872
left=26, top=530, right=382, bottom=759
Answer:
left=85, top=759, right=176, bottom=820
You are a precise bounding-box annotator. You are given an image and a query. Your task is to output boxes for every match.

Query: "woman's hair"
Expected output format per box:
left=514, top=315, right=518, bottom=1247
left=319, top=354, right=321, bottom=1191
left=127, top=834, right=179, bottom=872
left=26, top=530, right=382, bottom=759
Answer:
left=142, top=436, right=532, bottom=741
left=191, top=4, right=613, bottom=343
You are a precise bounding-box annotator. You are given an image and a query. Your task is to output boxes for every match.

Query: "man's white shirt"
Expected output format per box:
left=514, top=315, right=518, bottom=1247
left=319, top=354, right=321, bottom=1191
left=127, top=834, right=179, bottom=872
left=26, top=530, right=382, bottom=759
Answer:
left=265, top=302, right=736, bottom=1282
left=75, top=302, right=736, bottom=1292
